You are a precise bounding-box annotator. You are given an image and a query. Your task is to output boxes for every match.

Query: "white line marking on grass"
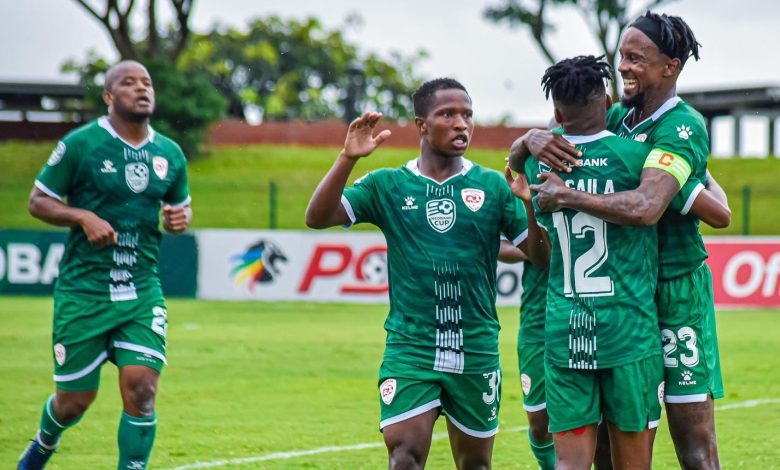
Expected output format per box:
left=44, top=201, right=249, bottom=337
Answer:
left=162, top=398, right=780, bottom=470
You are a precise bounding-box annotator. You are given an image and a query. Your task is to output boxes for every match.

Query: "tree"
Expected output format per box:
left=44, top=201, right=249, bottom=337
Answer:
left=72, top=0, right=194, bottom=62
left=65, top=1, right=225, bottom=156
left=178, top=15, right=426, bottom=123
left=484, top=0, right=671, bottom=99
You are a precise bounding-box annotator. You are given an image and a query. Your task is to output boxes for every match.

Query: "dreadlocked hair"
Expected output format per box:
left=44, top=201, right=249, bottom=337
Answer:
left=541, top=55, right=612, bottom=107
left=642, top=11, right=701, bottom=66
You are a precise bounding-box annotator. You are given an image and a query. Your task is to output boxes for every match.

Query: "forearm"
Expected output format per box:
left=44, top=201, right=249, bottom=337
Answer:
left=305, top=151, right=358, bottom=228
left=507, top=133, right=531, bottom=174
left=559, top=188, right=661, bottom=226
left=521, top=199, right=550, bottom=268
left=29, top=193, right=90, bottom=228
left=705, top=172, right=729, bottom=206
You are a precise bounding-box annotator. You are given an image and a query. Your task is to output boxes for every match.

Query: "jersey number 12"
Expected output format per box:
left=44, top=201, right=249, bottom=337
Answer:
left=552, top=212, right=614, bottom=297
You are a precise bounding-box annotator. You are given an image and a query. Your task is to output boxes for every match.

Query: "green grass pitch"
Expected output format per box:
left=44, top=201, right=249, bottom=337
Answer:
left=2, top=298, right=780, bottom=468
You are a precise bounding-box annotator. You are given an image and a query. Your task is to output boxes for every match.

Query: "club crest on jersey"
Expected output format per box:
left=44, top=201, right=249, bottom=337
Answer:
left=54, top=343, right=66, bottom=366
left=152, top=156, right=168, bottom=180
left=426, top=198, right=456, bottom=233
left=538, top=162, right=553, bottom=173
left=125, top=162, right=149, bottom=193
left=521, top=373, right=532, bottom=395
left=634, top=133, right=648, bottom=143
left=380, top=378, right=397, bottom=405
left=461, top=188, right=485, bottom=212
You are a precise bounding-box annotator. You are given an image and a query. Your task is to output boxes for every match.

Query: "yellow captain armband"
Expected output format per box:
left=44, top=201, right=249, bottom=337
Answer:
left=642, top=148, right=691, bottom=188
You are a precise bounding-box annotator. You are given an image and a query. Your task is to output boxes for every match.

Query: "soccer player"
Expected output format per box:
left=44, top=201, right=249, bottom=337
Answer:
left=17, top=61, right=191, bottom=470
left=509, top=12, right=729, bottom=470
left=306, top=78, right=547, bottom=469
left=498, top=240, right=555, bottom=470
left=516, top=55, right=665, bottom=469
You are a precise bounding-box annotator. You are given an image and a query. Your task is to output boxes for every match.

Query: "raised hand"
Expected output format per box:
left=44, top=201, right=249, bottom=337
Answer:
left=343, top=112, right=392, bottom=159
left=524, top=129, right=581, bottom=173
left=504, top=165, right=532, bottom=202
left=529, top=172, right=568, bottom=212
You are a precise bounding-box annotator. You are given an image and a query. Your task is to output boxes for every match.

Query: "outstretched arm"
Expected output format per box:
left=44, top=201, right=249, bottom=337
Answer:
left=29, top=186, right=117, bottom=246
left=305, top=112, right=391, bottom=229
left=531, top=168, right=680, bottom=226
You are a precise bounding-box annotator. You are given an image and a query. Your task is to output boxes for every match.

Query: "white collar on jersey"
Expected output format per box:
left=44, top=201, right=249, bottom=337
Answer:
left=622, top=95, right=682, bottom=132
left=98, top=116, right=156, bottom=150
left=405, top=157, right=474, bottom=185
left=562, top=130, right=615, bottom=144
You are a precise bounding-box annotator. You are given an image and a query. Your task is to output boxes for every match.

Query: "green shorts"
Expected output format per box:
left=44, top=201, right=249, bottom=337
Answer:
left=378, top=361, right=502, bottom=438
left=546, top=355, right=664, bottom=433
left=657, top=262, right=724, bottom=403
left=518, top=341, right=546, bottom=412
left=52, top=294, right=169, bottom=391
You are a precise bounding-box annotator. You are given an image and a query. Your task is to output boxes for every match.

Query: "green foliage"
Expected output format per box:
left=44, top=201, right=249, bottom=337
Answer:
left=61, top=57, right=226, bottom=157
left=179, top=15, right=425, bottom=122
left=2, top=298, right=780, bottom=467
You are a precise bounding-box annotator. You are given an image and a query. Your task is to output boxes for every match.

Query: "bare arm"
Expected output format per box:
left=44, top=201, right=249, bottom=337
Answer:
left=531, top=168, right=680, bottom=226
left=28, top=186, right=117, bottom=246
left=305, top=112, right=391, bottom=229
left=505, top=166, right=551, bottom=268
left=498, top=239, right=528, bottom=264
left=507, top=129, right=581, bottom=175
left=689, top=171, right=731, bottom=228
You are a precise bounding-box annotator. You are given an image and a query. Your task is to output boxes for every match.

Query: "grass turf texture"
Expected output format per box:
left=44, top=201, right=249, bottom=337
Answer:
left=0, top=141, right=778, bottom=234
left=2, top=297, right=779, bottom=468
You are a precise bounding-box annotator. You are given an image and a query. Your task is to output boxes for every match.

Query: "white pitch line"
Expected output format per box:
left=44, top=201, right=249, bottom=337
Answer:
left=161, top=398, right=780, bottom=470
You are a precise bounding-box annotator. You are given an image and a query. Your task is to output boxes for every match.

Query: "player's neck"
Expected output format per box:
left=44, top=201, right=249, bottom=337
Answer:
left=561, top=118, right=606, bottom=136
left=417, top=152, right=464, bottom=183
left=631, top=88, right=676, bottom=125
left=108, top=114, right=150, bottom=146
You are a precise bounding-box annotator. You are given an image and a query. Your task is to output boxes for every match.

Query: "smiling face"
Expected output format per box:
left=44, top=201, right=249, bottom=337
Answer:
left=416, top=88, right=474, bottom=158
left=617, top=27, right=677, bottom=109
left=103, top=62, right=155, bottom=121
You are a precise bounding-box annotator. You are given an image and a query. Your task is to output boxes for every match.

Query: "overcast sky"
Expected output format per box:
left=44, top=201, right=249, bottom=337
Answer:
left=2, top=1, right=779, bottom=152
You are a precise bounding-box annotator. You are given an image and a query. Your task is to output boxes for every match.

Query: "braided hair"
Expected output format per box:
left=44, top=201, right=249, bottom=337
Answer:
left=633, top=11, right=701, bottom=67
left=413, top=78, right=469, bottom=117
left=541, top=55, right=613, bottom=107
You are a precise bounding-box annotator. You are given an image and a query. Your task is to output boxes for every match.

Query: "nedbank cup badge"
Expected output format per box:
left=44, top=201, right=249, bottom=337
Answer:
left=461, top=188, right=485, bottom=212
left=152, top=156, right=168, bottom=180
left=125, top=162, right=149, bottom=193
left=426, top=198, right=456, bottom=233
left=54, top=343, right=66, bottom=366
left=380, top=378, right=397, bottom=405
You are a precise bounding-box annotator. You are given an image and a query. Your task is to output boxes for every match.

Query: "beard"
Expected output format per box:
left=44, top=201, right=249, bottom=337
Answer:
left=621, top=91, right=645, bottom=110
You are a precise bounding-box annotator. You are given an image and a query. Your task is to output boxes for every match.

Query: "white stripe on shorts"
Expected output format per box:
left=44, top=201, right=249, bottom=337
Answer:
left=379, top=399, right=441, bottom=430
left=665, top=393, right=708, bottom=404
left=53, top=351, right=108, bottom=382
left=113, top=341, right=168, bottom=365
left=444, top=412, right=499, bottom=438
left=523, top=402, right=547, bottom=412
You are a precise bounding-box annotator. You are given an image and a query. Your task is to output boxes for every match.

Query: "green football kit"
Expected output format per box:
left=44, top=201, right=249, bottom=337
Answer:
left=527, top=131, right=664, bottom=432
left=35, top=116, right=190, bottom=390
left=343, top=158, right=529, bottom=437
left=517, top=262, right=548, bottom=412
left=607, top=97, right=724, bottom=402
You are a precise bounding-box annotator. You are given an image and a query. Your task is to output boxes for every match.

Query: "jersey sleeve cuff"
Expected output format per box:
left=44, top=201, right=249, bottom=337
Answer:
left=164, top=195, right=192, bottom=208
left=34, top=180, right=63, bottom=201
left=512, top=228, right=529, bottom=246
left=680, top=182, right=705, bottom=215
left=340, top=194, right=357, bottom=230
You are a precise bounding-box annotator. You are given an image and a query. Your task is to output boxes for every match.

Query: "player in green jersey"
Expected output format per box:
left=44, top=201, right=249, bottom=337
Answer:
left=18, top=61, right=191, bottom=470
left=509, top=12, right=729, bottom=470
left=306, top=78, right=547, bottom=469
left=512, top=55, right=665, bottom=469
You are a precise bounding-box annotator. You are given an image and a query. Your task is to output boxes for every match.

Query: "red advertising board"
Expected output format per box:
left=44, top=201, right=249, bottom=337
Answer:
left=706, top=237, right=780, bottom=308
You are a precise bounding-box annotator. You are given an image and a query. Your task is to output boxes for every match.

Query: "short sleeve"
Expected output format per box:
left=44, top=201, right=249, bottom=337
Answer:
left=163, top=151, right=191, bottom=207
left=35, top=138, right=79, bottom=200
left=643, top=116, right=707, bottom=188
left=669, top=176, right=705, bottom=215
left=342, top=171, right=380, bottom=228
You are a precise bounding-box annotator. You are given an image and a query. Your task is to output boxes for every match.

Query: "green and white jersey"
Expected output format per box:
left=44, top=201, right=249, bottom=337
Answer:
left=607, top=97, right=709, bottom=280
left=519, top=262, right=548, bottom=345
left=527, top=131, right=660, bottom=369
left=342, top=158, right=529, bottom=374
left=36, top=117, right=190, bottom=302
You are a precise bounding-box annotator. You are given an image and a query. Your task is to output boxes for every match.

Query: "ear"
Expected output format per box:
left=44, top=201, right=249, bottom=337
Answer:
left=605, top=93, right=613, bottom=111
left=553, top=107, right=563, bottom=126
left=414, top=116, right=426, bottom=136
left=102, top=89, right=113, bottom=108
left=664, top=58, right=681, bottom=78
